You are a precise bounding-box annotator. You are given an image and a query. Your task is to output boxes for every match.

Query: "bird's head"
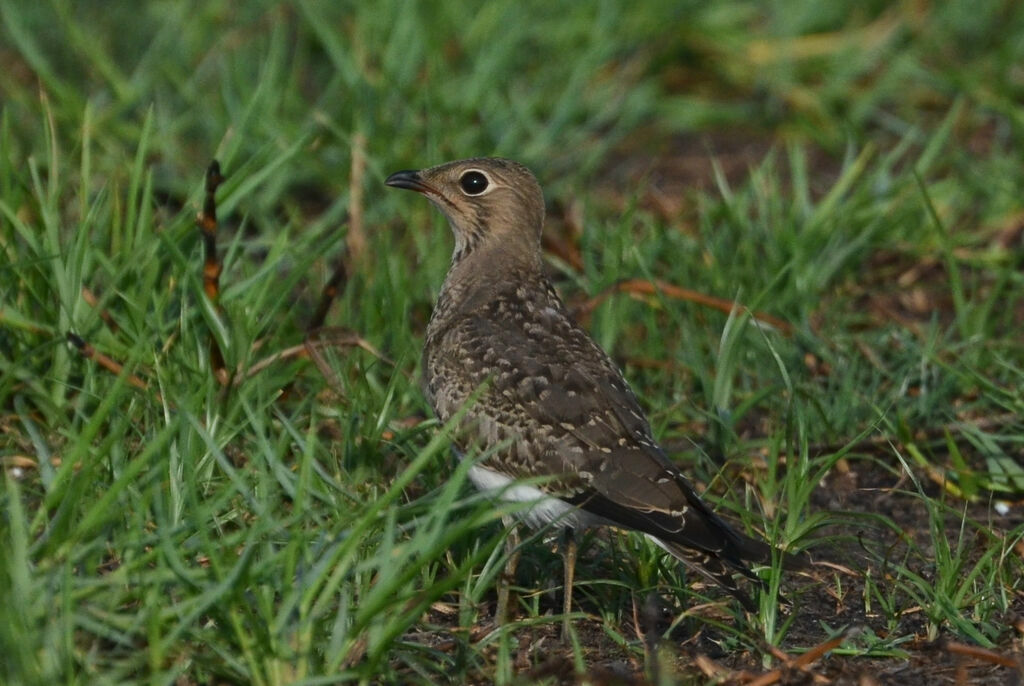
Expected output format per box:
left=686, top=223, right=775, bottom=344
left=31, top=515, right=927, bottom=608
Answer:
left=386, top=157, right=545, bottom=268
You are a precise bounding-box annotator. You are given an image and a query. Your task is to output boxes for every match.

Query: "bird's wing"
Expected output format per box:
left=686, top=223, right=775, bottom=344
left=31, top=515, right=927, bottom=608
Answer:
left=436, top=291, right=768, bottom=567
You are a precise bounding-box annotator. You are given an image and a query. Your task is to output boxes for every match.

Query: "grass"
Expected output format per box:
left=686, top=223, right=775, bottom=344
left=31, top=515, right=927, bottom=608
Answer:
left=2, top=0, right=1023, bottom=683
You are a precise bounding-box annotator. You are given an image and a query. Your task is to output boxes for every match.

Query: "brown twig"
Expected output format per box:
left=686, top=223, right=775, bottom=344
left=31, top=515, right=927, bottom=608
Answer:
left=239, top=329, right=391, bottom=382
left=305, top=135, right=364, bottom=333
left=346, top=132, right=367, bottom=264
left=574, top=278, right=793, bottom=335
left=305, top=327, right=398, bottom=393
left=692, top=653, right=731, bottom=680
left=197, top=160, right=224, bottom=302
left=746, top=633, right=845, bottom=686
left=66, top=332, right=159, bottom=402
left=308, top=259, right=348, bottom=332
left=81, top=287, right=119, bottom=333
left=942, top=639, right=1022, bottom=670
left=196, top=160, right=228, bottom=384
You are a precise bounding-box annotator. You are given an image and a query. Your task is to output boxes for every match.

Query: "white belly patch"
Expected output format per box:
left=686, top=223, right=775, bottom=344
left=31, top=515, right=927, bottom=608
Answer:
left=468, top=465, right=599, bottom=530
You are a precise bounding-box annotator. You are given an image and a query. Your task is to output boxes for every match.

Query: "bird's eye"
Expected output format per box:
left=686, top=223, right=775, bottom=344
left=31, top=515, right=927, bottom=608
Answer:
left=459, top=170, right=489, bottom=195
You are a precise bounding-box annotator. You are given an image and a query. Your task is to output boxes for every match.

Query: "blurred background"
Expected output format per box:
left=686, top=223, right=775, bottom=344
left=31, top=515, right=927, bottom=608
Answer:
left=3, top=1, right=1021, bottom=197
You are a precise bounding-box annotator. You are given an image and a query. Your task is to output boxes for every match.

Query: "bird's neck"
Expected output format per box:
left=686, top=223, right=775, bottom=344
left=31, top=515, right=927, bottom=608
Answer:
left=430, top=240, right=542, bottom=332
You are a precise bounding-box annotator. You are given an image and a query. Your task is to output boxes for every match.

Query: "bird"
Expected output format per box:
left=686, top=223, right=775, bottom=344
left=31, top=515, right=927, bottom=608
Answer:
left=385, top=157, right=800, bottom=637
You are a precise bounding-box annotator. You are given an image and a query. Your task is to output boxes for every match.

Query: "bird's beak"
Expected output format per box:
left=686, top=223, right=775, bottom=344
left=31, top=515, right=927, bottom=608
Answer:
left=385, top=169, right=436, bottom=195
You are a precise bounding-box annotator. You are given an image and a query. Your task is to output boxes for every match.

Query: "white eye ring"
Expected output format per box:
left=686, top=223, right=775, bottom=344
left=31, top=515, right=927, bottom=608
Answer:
left=458, top=169, right=494, bottom=196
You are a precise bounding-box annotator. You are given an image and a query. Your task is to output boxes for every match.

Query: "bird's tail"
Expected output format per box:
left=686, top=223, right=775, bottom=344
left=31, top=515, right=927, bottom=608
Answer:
left=652, top=537, right=759, bottom=611
left=653, top=533, right=808, bottom=613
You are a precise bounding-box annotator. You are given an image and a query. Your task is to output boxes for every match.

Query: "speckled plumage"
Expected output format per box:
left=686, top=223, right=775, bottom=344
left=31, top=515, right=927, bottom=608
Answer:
left=386, top=157, right=791, bottom=611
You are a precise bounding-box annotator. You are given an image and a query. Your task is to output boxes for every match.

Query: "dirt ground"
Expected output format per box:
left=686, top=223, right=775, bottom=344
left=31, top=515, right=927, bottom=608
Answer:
left=409, top=448, right=1023, bottom=685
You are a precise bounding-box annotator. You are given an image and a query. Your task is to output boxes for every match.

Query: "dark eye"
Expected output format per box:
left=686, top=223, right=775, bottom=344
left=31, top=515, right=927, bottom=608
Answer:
left=459, top=171, right=489, bottom=195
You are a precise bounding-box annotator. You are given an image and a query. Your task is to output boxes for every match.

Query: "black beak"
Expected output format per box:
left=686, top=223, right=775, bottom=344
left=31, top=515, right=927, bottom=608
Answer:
left=385, top=169, right=434, bottom=194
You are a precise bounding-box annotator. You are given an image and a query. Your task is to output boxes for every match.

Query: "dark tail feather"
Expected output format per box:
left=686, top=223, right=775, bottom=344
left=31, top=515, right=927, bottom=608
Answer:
left=656, top=539, right=760, bottom=612
left=657, top=531, right=809, bottom=612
